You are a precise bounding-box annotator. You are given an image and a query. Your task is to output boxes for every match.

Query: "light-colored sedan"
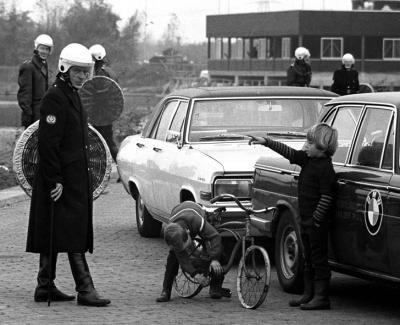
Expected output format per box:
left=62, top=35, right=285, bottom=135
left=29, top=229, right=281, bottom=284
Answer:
left=117, top=86, right=336, bottom=237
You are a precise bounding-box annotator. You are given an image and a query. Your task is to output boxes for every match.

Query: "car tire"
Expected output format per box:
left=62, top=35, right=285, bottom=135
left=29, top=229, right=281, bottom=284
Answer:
left=274, top=210, right=304, bottom=293
left=135, top=192, right=162, bottom=238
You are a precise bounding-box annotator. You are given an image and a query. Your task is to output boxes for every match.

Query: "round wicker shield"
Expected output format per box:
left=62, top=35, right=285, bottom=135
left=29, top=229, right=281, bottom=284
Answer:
left=79, top=76, right=124, bottom=126
left=12, top=121, right=112, bottom=200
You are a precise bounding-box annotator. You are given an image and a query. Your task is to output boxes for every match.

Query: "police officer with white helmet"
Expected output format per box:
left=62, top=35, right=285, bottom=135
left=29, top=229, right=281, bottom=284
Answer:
left=26, top=43, right=111, bottom=307
left=17, top=34, right=54, bottom=128
left=331, top=53, right=360, bottom=95
left=287, top=46, right=312, bottom=87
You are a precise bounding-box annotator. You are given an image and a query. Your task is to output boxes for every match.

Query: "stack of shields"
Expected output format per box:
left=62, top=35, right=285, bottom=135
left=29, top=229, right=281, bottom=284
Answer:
left=12, top=121, right=112, bottom=199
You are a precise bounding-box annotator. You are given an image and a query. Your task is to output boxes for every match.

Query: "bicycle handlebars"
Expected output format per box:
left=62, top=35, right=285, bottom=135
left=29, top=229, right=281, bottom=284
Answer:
left=210, top=193, right=276, bottom=215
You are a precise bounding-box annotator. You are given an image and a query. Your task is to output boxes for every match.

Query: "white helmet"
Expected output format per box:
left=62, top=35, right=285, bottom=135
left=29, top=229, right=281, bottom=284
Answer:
left=294, top=47, right=308, bottom=60
left=58, top=43, right=94, bottom=73
left=89, top=44, right=106, bottom=61
left=304, top=48, right=311, bottom=59
left=342, top=53, right=355, bottom=65
left=34, top=34, right=54, bottom=53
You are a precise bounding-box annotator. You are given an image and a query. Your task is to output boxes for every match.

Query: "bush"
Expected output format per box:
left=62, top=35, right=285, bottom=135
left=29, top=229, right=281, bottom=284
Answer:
left=113, top=105, right=154, bottom=145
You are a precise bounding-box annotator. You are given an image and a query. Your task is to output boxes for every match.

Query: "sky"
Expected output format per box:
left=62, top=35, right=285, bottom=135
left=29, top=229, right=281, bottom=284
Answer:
left=16, top=0, right=352, bottom=43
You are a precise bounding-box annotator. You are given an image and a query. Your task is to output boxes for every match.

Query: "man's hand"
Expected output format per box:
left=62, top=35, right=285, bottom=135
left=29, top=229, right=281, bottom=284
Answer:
left=248, top=135, right=267, bottom=146
left=210, top=260, right=223, bottom=278
left=193, top=274, right=209, bottom=287
left=50, top=183, right=63, bottom=202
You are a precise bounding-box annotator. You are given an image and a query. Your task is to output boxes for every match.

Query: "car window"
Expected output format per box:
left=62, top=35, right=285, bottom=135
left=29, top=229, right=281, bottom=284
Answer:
left=350, top=107, right=393, bottom=168
left=188, top=98, right=328, bottom=142
left=330, top=105, right=362, bottom=164
left=151, top=100, right=179, bottom=140
left=382, top=119, right=394, bottom=170
left=166, top=101, right=188, bottom=143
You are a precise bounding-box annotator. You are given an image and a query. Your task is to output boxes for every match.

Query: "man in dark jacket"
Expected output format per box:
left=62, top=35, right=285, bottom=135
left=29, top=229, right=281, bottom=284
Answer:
left=88, top=44, right=119, bottom=163
left=287, top=47, right=312, bottom=87
left=17, top=34, right=53, bottom=128
left=27, top=43, right=110, bottom=307
left=156, top=201, right=231, bottom=302
left=331, top=53, right=360, bottom=96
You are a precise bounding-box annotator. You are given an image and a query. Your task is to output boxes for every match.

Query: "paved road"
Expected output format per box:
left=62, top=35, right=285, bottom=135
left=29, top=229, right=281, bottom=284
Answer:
left=0, top=180, right=400, bottom=324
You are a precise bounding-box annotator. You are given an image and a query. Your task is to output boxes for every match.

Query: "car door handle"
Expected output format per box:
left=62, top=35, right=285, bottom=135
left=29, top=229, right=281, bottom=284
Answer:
left=136, top=143, right=145, bottom=148
left=153, top=147, right=162, bottom=152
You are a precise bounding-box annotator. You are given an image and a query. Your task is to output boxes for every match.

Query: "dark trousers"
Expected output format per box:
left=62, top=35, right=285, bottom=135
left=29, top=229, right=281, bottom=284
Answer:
left=301, top=224, right=330, bottom=281
left=93, top=125, right=118, bottom=162
left=161, top=250, right=220, bottom=291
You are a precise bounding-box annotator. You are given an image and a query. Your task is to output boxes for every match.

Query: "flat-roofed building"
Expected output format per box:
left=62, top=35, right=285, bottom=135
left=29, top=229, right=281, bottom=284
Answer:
left=206, top=9, right=400, bottom=90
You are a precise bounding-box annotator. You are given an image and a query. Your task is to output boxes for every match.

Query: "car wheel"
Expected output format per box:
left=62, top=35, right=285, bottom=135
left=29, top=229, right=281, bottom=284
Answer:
left=274, top=210, right=304, bottom=293
left=135, top=192, right=162, bottom=238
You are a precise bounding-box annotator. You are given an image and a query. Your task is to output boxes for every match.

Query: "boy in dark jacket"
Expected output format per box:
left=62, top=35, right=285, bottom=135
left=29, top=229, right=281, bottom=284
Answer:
left=156, top=201, right=231, bottom=302
left=249, top=123, right=338, bottom=310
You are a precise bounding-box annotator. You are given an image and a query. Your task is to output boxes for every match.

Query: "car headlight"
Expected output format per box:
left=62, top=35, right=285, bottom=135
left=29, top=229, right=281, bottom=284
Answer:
left=213, top=178, right=253, bottom=199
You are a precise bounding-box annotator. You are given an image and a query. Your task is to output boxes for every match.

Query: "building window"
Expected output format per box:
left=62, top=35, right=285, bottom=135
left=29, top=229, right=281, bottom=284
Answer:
left=383, top=38, right=400, bottom=60
left=231, top=38, right=243, bottom=59
left=254, top=38, right=266, bottom=59
left=244, top=38, right=251, bottom=58
left=210, top=38, right=222, bottom=59
left=321, top=37, right=343, bottom=59
left=282, top=37, right=291, bottom=58
left=222, top=38, right=229, bottom=59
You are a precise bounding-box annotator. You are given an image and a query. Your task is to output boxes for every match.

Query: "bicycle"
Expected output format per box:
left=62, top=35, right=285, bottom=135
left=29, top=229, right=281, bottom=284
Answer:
left=173, top=193, right=276, bottom=309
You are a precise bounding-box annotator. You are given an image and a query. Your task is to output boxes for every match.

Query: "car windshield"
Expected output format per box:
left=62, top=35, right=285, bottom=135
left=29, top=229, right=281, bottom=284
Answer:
left=188, top=98, right=328, bottom=142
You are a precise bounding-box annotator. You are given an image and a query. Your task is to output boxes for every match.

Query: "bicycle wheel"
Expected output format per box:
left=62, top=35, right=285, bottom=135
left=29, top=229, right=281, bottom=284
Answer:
left=237, top=245, right=271, bottom=309
left=173, top=267, right=203, bottom=298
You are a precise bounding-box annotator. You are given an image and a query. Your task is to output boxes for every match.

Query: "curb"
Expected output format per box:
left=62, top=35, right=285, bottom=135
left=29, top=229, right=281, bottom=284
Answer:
left=0, top=166, right=119, bottom=208
left=0, top=186, right=28, bottom=208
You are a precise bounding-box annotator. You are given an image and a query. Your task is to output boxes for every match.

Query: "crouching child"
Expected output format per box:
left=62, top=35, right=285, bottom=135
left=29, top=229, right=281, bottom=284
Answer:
left=156, top=201, right=231, bottom=302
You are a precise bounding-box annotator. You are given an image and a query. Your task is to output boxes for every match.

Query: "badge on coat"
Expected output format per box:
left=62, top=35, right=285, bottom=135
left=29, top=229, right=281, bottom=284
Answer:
left=46, top=115, right=56, bottom=124
left=364, top=189, right=383, bottom=236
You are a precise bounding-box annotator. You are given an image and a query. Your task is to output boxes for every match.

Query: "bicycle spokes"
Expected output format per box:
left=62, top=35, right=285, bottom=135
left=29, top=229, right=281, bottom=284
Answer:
left=237, top=245, right=271, bottom=309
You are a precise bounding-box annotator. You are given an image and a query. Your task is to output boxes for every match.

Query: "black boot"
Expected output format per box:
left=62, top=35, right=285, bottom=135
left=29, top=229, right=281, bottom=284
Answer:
left=68, top=253, right=111, bottom=307
left=156, top=289, right=171, bottom=302
left=289, top=271, right=314, bottom=307
left=300, top=279, right=330, bottom=310
left=34, top=253, right=75, bottom=302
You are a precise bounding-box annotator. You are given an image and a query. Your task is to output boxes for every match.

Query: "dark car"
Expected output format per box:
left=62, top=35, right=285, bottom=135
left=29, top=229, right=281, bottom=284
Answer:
left=252, top=91, right=400, bottom=292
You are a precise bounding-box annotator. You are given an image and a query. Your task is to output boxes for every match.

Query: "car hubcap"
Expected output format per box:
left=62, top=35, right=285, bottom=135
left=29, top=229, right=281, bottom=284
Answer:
left=280, top=226, right=298, bottom=279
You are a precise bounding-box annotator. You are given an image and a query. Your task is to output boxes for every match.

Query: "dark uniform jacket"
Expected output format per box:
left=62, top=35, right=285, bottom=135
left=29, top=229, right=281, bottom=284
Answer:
left=287, top=60, right=312, bottom=87
left=331, top=66, right=359, bottom=96
left=94, top=65, right=118, bottom=83
left=26, top=76, right=93, bottom=254
left=17, top=53, right=49, bottom=127
left=168, top=201, right=222, bottom=276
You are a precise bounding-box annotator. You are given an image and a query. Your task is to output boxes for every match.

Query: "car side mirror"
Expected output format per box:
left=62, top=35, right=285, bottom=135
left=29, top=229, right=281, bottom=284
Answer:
left=177, top=133, right=183, bottom=149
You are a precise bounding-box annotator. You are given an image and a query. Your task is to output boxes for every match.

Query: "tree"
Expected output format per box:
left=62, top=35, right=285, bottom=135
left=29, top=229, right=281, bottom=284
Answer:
left=161, top=13, right=181, bottom=49
left=118, top=12, right=141, bottom=67
left=61, top=0, right=120, bottom=49
left=1, top=5, right=36, bottom=65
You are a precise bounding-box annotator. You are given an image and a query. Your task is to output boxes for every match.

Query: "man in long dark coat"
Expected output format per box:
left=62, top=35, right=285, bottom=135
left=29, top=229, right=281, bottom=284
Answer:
left=331, top=53, right=360, bottom=96
left=27, top=43, right=110, bottom=307
left=17, top=34, right=53, bottom=128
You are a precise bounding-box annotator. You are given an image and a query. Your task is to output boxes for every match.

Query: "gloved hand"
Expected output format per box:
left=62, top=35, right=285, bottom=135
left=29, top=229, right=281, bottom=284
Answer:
left=193, top=274, right=209, bottom=287
left=209, top=260, right=223, bottom=278
left=248, top=135, right=267, bottom=146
